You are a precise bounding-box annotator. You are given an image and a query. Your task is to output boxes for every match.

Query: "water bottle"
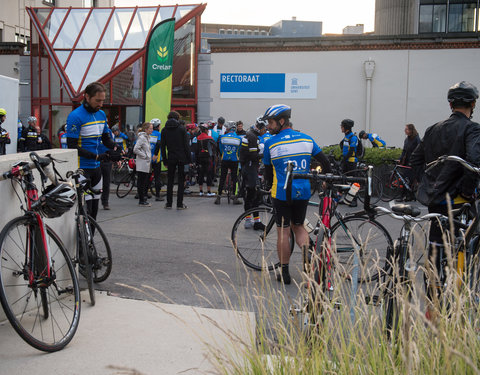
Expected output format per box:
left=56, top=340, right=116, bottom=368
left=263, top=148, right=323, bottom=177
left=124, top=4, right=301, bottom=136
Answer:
left=343, top=182, right=360, bottom=206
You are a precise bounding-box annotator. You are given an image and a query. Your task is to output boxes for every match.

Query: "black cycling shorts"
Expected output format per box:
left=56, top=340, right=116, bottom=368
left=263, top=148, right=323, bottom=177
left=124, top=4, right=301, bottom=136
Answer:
left=272, top=198, right=308, bottom=228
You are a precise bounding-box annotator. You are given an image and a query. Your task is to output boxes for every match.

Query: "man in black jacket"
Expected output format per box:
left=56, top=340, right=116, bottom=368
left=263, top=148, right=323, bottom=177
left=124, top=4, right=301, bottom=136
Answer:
left=160, top=111, right=191, bottom=210
left=411, top=81, right=480, bottom=320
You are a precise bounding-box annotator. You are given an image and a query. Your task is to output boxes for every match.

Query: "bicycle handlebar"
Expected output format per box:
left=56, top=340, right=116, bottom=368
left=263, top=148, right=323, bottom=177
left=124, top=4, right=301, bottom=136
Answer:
left=293, top=172, right=367, bottom=185
left=426, top=155, right=480, bottom=175
left=0, top=152, right=57, bottom=184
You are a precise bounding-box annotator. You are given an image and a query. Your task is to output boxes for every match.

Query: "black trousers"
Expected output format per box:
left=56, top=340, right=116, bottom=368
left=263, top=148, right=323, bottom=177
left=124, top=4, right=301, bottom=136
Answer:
left=218, top=160, right=238, bottom=196
left=152, top=162, right=163, bottom=197
left=100, top=160, right=112, bottom=206
left=197, top=159, right=212, bottom=187
left=167, top=160, right=185, bottom=206
left=137, top=171, right=150, bottom=203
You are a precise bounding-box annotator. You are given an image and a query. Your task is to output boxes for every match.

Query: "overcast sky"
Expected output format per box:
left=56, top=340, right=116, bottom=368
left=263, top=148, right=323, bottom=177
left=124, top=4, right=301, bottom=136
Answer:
left=114, top=0, right=376, bottom=34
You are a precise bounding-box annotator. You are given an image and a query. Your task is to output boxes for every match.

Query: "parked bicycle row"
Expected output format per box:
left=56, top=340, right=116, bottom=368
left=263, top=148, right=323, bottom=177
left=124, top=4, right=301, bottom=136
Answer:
left=0, top=152, right=112, bottom=352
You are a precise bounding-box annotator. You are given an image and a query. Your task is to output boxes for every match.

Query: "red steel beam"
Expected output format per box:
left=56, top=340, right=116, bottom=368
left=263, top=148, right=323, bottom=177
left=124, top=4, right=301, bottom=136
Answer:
left=63, top=7, right=94, bottom=69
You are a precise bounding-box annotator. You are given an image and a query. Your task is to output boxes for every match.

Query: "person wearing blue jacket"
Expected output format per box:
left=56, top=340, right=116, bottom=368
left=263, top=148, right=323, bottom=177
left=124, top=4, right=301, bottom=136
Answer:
left=150, top=118, right=164, bottom=201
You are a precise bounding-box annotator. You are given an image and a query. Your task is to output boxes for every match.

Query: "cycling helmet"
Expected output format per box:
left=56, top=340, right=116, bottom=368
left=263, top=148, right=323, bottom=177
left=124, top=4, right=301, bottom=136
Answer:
left=35, top=184, right=76, bottom=218
left=186, top=123, right=196, bottom=130
left=261, top=104, right=291, bottom=121
left=199, top=123, right=209, bottom=132
left=128, top=158, right=136, bottom=169
left=341, top=119, right=354, bottom=130
left=150, top=118, right=161, bottom=129
left=27, top=116, right=37, bottom=123
left=255, top=117, right=268, bottom=129
left=359, top=130, right=366, bottom=139
left=447, top=81, right=479, bottom=103
left=226, top=121, right=236, bottom=132
left=217, top=116, right=225, bottom=125
left=111, top=124, right=120, bottom=132
left=0, top=108, right=6, bottom=116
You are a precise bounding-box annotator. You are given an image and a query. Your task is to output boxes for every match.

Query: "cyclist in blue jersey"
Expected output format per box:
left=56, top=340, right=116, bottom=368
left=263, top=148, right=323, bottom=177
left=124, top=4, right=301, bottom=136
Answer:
left=150, top=118, right=164, bottom=201
left=111, top=124, right=130, bottom=153
left=66, top=82, right=119, bottom=220
left=263, top=104, right=331, bottom=284
left=358, top=130, right=386, bottom=148
left=340, top=119, right=359, bottom=206
left=215, top=122, right=242, bottom=205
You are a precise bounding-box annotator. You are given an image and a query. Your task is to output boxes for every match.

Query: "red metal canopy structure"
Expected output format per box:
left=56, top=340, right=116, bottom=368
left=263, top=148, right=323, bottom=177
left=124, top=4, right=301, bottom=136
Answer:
left=27, top=4, right=206, bottom=144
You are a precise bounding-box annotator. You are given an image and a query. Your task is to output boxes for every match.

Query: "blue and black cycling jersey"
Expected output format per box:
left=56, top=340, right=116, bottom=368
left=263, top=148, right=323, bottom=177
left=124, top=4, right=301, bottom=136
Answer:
left=342, top=131, right=358, bottom=163
left=60, top=132, right=68, bottom=149
left=263, top=128, right=322, bottom=201
left=114, top=132, right=129, bottom=151
left=150, top=129, right=161, bottom=162
left=219, top=132, right=242, bottom=162
left=367, top=133, right=386, bottom=148
left=98, top=127, right=114, bottom=154
left=66, top=105, right=109, bottom=169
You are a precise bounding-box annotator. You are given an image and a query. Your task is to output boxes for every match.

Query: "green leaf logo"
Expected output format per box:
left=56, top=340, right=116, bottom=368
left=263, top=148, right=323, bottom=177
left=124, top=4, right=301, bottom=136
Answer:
left=156, top=46, right=168, bottom=62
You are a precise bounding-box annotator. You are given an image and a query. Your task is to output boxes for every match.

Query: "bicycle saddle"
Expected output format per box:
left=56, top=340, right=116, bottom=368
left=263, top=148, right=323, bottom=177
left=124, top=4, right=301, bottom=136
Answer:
left=391, top=204, right=421, bottom=217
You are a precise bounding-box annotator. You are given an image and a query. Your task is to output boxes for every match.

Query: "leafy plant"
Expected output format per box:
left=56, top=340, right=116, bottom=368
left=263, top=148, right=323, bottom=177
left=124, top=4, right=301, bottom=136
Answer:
left=322, top=144, right=403, bottom=166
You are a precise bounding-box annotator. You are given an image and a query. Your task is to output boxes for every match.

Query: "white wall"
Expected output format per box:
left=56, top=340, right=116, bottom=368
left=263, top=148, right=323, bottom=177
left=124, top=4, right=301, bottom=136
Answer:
left=0, top=75, right=19, bottom=154
left=0, top=149, right=78, bottom=322
left=210, top=48, right=480, bottom=148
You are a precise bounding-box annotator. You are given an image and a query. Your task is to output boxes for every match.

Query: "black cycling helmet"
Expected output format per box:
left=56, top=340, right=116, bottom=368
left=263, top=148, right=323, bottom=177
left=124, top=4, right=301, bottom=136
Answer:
left=359, top=130, right=366, bottom=139
left=341, top=119, right=354, bottom=130
left=35, top=184, right=76, bottom=218
left=217, top=116, right=225, bottom=125
left=261, top=104, right=291, bottom=121
left=447, top=81, right=479, bottom=103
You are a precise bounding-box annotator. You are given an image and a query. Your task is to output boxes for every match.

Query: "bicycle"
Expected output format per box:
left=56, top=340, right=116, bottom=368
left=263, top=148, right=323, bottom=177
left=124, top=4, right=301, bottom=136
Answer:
left=0, top=152, right=81, bottom=352
left=68, top=169, right=113, bottom=306
left=231, top=166, right=393, bottom=284
left=381, top=160, right=416, bottom=202
left=115, top=157, right=156, bottom=199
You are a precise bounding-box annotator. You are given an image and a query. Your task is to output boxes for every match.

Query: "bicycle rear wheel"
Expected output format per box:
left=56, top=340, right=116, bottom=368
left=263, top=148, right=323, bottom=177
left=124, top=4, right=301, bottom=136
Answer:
left=87, top=216, right=112, bottom=283
left=0, top=216, right=80, bottom=352
left=231, top=207, right=294, bottom=271
left=78, top=215, right=95, bottom=305
left=382, top=172, right=403, bottom=202
left=116, top=174, right=135, bottom=198
left=331, top=216, right=393, bottom=283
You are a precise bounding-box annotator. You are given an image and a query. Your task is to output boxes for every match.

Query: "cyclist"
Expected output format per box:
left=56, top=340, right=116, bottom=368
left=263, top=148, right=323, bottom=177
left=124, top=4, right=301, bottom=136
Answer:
left=262, top=104, right=331, bottom=284
left=410, top=81, right=480, bottom=321
left=195, top=123, right=216, bottom=197
left=235, top=120, right=247, bottom=137
left=111, top=124, right=130, bottom=153
left=339, top=119, right=359, bottom=206
left=98, top=124, right=115, bottom=210
left=358, top=130, right=386, bottom=148
left=66, top=81, right=119, bottom=220
left=19, top=116, right=42, bottom=152
left=240, top=117, right=267, bottom=230
left=215, top=122, right=242, bottom=205
left=0, top=108, right=11, bottom=155
left=150, top=118, right=164, bottom=202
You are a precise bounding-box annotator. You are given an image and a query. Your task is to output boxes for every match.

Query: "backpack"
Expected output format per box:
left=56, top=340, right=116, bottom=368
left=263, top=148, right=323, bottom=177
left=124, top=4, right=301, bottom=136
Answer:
left=356, top=136, right=365, bottom=159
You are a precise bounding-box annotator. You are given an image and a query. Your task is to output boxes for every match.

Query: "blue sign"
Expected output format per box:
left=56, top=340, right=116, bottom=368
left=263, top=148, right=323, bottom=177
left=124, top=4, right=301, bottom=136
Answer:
left=220, top=73, right=285, bottom=93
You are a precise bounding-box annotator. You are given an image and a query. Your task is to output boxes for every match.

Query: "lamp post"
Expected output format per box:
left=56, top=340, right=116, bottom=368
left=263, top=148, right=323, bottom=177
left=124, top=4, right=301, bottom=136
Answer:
left=364, top=59, right=375, bottom=134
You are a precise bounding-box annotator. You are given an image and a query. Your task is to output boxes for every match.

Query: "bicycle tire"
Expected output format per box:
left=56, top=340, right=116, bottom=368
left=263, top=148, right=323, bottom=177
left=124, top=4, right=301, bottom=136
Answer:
left=331, top=215, right=393, bottom=283
left=231, top=206, right=294, bottom=271
left=381, top=172, right=403, bottom=202
left=0, top=216, right=81, bottom=352
left=87, top=216, right=113, bottom=283
left=116, top=174, right=135, bottom=198
left=111, top=162, right=129, bottom=184
left=78, top=215, right=95, bottom=305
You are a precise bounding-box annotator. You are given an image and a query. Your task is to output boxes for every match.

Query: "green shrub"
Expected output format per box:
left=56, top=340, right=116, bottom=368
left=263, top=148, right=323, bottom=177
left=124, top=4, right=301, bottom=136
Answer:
left=322, top=144, right=403, bottom=166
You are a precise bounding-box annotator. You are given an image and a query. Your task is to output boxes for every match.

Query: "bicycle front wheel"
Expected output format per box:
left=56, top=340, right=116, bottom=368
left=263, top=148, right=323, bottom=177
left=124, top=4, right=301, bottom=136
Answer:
left=116, top=174, right=135, bottom=198
left=331, top=216, right=393, bottom=283
left=78, top=215, right=95, bottom=306
left=382, top=172, right=403, bottom=202
left=0, top=216, right=81, bottom=352
left=87, top=216, right=112, bottom=283
left=231, top=207, right=294, bottom=271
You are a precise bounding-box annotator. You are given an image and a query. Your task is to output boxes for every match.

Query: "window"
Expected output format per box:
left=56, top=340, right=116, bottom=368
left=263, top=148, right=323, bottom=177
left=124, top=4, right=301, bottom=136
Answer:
left=420, top=1, right=478, bottom=33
